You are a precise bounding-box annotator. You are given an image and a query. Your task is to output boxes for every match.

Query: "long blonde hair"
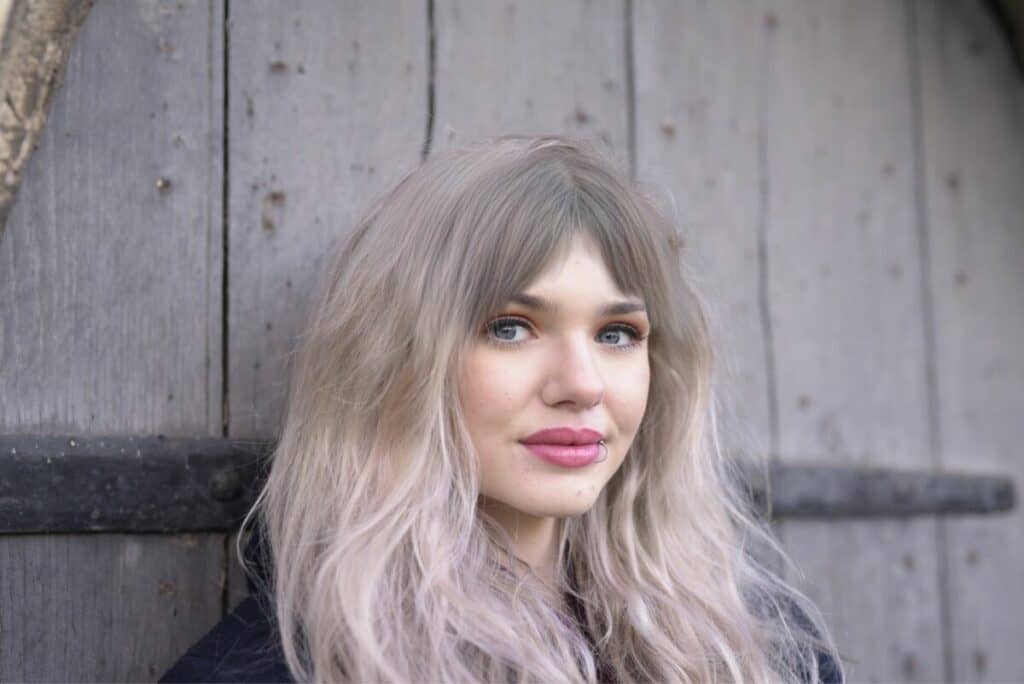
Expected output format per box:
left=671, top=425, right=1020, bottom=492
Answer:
left=239, top=134, right=843, bottom=683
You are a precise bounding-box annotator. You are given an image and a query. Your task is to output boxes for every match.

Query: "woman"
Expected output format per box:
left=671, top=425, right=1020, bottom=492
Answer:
left=162, top=134, right=843, bottom=683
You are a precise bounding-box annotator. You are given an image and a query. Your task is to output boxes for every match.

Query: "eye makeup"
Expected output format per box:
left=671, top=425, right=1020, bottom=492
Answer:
left=482, top=315, right=648, bottom=352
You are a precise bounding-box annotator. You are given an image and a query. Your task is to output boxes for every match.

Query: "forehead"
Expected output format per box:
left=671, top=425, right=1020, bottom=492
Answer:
left=511, top=236, right=645, bottom=313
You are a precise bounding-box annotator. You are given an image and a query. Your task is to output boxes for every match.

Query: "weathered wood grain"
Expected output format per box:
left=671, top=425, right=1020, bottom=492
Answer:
left=637, top=2, right=946, bottom=680
left=0, top=0, right=224, bottom=679
left=226, top=0, right=428, bottom=610
left=913, top=1, right=1024, bottom=680
left=758, top=3, right=944, bottom=681
left=432, top=0, right=628, bottom=157
left=632, top=0, right=781, bottom=574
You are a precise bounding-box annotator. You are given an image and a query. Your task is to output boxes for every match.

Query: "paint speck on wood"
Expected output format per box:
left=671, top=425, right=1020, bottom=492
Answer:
left=901, top=653, right=917, bottom=679
left=946, top=171, right=961, bottom=192
left=974, top=649, right=987, bottom=674
left=818, top=413, right=843, bottom=453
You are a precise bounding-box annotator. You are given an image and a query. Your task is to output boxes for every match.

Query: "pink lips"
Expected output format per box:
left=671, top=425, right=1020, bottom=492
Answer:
left=519, top=427, right=605, bottom=468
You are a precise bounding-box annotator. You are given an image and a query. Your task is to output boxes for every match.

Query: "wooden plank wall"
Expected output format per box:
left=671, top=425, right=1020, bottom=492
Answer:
left=0, top=1, right=225, bottom=681
left=914, top=2, right=1024, bottom=680
left=636, top=3, right=946, bottom=681
left=223, top=0, right=428, bottom=609
left=0, top=1, right=1019, bottom=681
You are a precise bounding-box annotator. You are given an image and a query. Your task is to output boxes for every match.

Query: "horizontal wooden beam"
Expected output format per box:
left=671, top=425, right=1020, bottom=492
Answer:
left=0, top=434, right=1015, bottom=533
left=0, top=434, right=268, bottom=533
left=734, top=459, right=1015, bottom=519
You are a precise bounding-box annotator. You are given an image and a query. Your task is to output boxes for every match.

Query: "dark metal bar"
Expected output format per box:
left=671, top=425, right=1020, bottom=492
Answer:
left=0, top=435, right=1015, bottom=533
left=0, top=434, right=270, bottom=533
left=735, top=460, right=1016, bottom=519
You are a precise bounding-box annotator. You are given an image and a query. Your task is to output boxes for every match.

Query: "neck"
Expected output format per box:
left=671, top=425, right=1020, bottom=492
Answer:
left=479, top=497, right=562, bottom=589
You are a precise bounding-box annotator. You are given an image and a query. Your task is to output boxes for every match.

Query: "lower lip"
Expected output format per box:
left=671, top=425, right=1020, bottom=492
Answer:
left=520, top=442, right=601, bottom=468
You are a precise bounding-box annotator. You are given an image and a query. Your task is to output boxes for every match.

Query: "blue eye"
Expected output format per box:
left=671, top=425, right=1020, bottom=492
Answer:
left=598, top=326, right=642, bottom=347
left=483, top=316, right=646, bottom=351
left=487, top=318, right=530, bottom=344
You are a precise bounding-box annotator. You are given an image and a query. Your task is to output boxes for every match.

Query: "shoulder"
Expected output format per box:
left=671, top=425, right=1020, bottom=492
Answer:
left=159, top=595, right=293, bottom=683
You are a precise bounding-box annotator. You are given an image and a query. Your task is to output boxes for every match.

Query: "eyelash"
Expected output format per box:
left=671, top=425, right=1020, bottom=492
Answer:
left=482, top=316, right=647, bottom=352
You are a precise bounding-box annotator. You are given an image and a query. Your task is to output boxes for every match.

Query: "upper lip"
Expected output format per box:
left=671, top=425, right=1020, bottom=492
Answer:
left=519, top=427, right=605, bottom=445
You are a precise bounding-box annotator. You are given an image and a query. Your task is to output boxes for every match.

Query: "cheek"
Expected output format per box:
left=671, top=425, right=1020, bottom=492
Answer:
left=613, top=358, right=651, bottom=429
left=459, top=351, right=527, bottom=436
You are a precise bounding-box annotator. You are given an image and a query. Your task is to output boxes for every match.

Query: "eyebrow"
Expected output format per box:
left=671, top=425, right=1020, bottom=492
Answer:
left=509, top=293, right=647, bottom=316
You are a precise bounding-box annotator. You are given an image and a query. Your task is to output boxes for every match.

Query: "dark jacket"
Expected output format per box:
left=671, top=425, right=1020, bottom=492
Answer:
left=159, top=529, right=291, bottom=683
left=159, top=530, right=842, bottom=683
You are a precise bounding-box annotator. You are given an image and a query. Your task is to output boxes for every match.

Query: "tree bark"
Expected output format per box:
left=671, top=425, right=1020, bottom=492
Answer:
left=0, top=0, right=93, bottom=240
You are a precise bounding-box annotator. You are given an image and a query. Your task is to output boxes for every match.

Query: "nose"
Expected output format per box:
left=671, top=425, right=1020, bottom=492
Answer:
left=540, top=334, right=605, bottom=409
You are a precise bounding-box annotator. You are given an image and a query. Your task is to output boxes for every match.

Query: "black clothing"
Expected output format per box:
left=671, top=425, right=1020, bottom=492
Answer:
left=159, top=527, right=290, bottom=683
left=160, top=530, right=841, bottom=683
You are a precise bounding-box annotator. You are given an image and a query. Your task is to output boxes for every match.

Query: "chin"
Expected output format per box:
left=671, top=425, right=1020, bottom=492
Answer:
left=537, top=497, right=600, bottom=518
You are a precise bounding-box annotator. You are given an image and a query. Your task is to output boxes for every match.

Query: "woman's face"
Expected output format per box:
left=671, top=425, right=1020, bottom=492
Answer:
left=458, top=234, right=651, bottom=521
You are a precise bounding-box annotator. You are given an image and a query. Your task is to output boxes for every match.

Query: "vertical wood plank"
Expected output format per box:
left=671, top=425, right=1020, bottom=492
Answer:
left=433, top=0, right=628, bottom=157
left=632, top=2, right=773, bottom=558
left=0, top=0, right=225, bottom=680
left=914, top=1, right=1024, bottom=680
left=763, top=3, right=943, bottom=681
left=638, top=2, right=946, bottom=680
left=633, top=0, right=799, bottom=581
left=226, top=0, right=428, bottom=607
